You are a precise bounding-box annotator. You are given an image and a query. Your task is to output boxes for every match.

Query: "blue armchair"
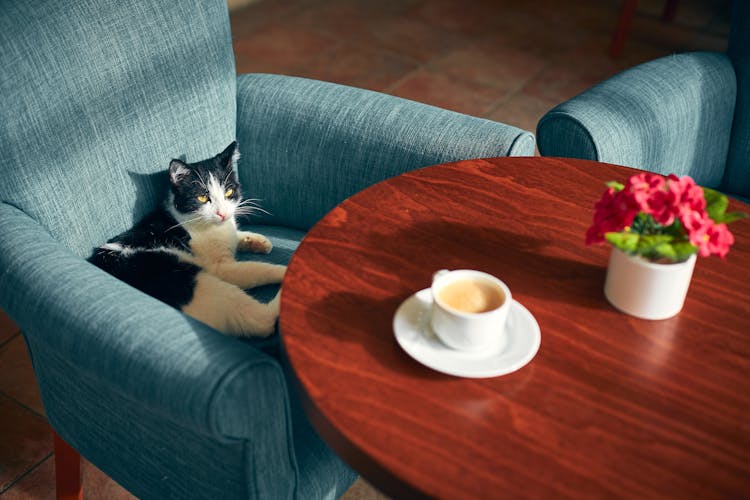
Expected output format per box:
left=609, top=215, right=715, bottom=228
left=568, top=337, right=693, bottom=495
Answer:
left=536, top=0, right=748, bottom=202
left=0, top=0, right=534, bottom=498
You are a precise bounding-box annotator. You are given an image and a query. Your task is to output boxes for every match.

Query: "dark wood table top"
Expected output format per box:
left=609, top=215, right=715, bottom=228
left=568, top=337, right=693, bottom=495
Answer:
left=279, top=157, right=750, bottom=499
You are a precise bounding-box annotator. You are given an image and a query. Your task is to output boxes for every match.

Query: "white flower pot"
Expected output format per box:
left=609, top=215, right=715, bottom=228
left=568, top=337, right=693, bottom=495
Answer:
left=604, top=248, right=697, bottom=320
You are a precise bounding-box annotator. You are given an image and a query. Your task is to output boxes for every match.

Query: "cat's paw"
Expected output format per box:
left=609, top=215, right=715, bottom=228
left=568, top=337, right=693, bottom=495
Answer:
left=238, top=233, right=273, bottom=254
left=271, top=265, right=287, bottom=283
left=253, top=317, right=278, bottom=337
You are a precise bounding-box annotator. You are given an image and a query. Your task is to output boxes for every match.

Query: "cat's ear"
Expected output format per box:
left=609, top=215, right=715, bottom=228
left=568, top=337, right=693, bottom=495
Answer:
left=218, top=141, right=240, bottom=171
left=169, top=159, right=190, bottom=186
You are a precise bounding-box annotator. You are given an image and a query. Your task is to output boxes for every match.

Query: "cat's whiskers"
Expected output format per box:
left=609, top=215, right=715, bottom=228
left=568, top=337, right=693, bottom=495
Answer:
left=166, top=214, right=206, bottom=232
left=236, top=198, right=270, bottom=216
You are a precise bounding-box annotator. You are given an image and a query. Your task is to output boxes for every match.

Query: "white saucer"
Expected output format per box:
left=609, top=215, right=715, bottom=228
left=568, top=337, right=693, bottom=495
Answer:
left=393, top=289, right=541, bottom=378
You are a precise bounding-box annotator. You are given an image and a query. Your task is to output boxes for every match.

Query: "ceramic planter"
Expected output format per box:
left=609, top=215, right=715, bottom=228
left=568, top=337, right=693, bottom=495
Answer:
left=604, top=248, right=697, bottom=320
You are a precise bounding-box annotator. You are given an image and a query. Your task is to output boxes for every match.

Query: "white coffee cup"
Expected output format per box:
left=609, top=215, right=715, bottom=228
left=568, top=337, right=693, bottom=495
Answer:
left=430, top=269, right=512, bottom=352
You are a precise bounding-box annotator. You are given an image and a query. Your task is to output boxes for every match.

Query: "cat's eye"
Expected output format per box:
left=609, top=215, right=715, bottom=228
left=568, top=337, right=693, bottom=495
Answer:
left=224, top=188, right=234, bottom=198
left=197, top=194, right=209, bottom=203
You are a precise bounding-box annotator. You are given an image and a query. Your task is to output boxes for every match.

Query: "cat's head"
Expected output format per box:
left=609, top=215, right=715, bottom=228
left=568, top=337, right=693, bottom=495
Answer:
left=168, top=142, right=242, bottom=225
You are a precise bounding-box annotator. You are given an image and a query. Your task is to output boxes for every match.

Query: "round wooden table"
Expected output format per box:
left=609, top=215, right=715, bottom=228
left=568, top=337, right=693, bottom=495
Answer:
left=279, top=157, right=750, bottom=499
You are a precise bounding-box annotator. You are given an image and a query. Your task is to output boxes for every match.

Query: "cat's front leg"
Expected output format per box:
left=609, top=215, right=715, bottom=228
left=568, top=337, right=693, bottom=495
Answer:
left=209, top=260, right=286, bottom=289
left=237, top=230, right=272, bottom=254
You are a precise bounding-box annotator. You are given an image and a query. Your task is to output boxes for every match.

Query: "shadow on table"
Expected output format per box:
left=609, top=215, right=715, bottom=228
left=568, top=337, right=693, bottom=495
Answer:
left=302, top=218, right=611, bottom=379
left=376, top=218, right=610, bottom=310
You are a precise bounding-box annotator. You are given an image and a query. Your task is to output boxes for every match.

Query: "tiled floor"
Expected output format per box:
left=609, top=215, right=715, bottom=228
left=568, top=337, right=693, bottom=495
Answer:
left=0, top=0, right=730, bottom=497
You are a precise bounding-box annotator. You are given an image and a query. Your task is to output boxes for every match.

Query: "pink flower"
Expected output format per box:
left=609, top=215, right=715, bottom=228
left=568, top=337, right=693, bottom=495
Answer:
left=705, top=223, right=735, bottom=259
left=682, top=211, right=713, bottom=256
left=626, top=173, right=665, bottom=212
left=649, top=188, right=677, bottom=226
left=668, top=174, right=706, bottom=219
left=587, top=172, right=743, bottom=260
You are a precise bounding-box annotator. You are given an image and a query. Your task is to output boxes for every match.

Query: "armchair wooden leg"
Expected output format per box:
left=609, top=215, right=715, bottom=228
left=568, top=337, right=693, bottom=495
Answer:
left=609, top=0, right=638, bottom=58
left=53, top=431, right=83, bottom=500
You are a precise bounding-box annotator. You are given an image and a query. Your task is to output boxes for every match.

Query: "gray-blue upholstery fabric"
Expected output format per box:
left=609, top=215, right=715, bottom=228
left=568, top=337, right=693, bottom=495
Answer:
left=725, top=0, right=750, bottom=197
left=536, top=0, right=749, bottom=201
left=0, top=0, right=534, bottom=498
left=236, top=73, right=535, bottom=230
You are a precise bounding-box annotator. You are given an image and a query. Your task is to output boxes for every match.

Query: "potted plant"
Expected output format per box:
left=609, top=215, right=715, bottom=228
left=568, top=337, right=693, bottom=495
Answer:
left=586, top=173, right=746, bottom=319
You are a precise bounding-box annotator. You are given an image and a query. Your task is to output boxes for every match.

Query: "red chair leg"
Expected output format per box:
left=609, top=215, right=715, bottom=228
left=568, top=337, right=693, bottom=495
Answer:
left=609, top=0, right=638, bottom=58
left=53, top=431, right=83, bottom=500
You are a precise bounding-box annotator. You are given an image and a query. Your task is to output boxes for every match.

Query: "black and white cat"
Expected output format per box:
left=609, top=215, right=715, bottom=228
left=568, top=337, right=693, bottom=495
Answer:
left=89, top=141, right=285, bottom=337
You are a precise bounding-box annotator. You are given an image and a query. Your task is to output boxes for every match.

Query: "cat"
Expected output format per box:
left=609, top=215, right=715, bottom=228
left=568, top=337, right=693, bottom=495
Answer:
left=89, top=141, right=286, bottom=337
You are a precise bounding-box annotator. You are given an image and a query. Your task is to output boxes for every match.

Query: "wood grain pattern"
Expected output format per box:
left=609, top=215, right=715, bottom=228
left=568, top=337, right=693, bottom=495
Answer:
left=280, top=157, right=750, bottom=499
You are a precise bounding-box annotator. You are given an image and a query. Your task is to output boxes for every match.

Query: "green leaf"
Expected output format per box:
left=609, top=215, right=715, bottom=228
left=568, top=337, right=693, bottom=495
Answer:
left=703, top=187, right=728, bottom=221
left=605, top=232, right=639, bottom=253
left=700, top=187, right=747, bottom=223
left=605, top=181, right=624, bottom=191
left=713, top=211, right=748, bottom=224
left=637, top=234, right=674, bottom=254
left=651, top=242, right=677, bottom=261
left=671, top=242, right=698, bottom=261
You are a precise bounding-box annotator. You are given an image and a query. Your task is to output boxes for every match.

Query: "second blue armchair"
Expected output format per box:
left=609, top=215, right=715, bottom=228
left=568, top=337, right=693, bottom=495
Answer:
left=537, top=0, right=748, bottom=202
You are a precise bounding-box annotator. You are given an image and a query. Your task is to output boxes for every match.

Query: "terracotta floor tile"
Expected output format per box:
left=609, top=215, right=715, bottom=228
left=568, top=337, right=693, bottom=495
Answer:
left=81, top=459, right=137, bottom=499
left=389, top=69, right=506, bottom=117
left=341, top=477, right=390, bottom=500
left=2, top=455, right=137, bottom=499
left=233, top=23, right=337, bottom=70
left=0, top=457, right=52, bottom=499
left=229, top=0, right=314, bottom=39
left=468, top=10, right=589, bottom=60
left=287, top=0, right=398, bottom=40
left=297, top=44, right=417, bottom=92
left=626, top=15, right=699, bottom=52
left=0, top=396, right=51, bottom=492
left=0, top=309, right=20, bottom=345
left=0, top=335, right=45, bottom=416
left=517, top=0, right=618, bottom=36
left=686, top=32, right=729, bottom=52
left=352, top=15, right=463, bottom=64
left=429, top=45, right=548, bottom=94
left=486, top=93, right=559, bottom=140
left=520, top=62, right=613, bottom=105
left=408, top=0, right=505, bottom=35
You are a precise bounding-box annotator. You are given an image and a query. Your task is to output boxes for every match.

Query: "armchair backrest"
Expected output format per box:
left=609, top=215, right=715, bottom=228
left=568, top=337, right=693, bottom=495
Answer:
left=723, top=0, right=750, bottom=199
left=0, top=0, right=237, bottom=257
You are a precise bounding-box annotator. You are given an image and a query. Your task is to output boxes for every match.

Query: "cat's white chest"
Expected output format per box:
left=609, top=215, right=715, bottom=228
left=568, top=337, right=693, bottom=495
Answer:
left=187, top=220, right=238, bottom=263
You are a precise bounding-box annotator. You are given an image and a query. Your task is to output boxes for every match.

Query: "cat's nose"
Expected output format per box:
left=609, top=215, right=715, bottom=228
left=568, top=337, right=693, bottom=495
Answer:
left=216, top=210, right=226, bottom=221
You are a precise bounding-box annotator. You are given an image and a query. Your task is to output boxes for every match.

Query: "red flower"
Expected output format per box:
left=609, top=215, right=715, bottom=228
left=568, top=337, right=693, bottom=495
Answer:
left=705, top=223, right=735, bottom=259
left=668, top=174, right=706, bottom=219
left=682, top=210, right=713, bottom=256
left=585, top=186, right=639, bottom=245
left=626, top=173, right=665, bottom=212
left=587, top=172, right=741, bottom=260
left=649, top=188, right=677, bottom=226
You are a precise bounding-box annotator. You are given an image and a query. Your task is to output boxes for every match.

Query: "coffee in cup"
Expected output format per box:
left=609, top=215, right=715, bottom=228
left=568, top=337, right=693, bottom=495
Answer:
left=431, top=269, right=511, bottom=352
left=437, top=278, right=505, bottom=313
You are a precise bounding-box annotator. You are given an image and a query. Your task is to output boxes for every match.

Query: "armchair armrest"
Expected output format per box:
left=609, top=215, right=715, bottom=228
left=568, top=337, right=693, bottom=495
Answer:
left=236, top=73, right=535, bottom=230
left=536, top=52, right=736, bottom=188
left=0, top=202, right=294, bottom=449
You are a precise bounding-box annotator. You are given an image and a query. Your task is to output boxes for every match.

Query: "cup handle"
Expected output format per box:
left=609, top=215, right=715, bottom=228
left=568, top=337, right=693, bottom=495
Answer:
left=432, top=269, right=450, bottom=284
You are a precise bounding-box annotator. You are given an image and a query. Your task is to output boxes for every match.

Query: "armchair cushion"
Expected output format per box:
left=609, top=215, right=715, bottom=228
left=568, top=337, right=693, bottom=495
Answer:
left=537, top=52, right=736, bottom=190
